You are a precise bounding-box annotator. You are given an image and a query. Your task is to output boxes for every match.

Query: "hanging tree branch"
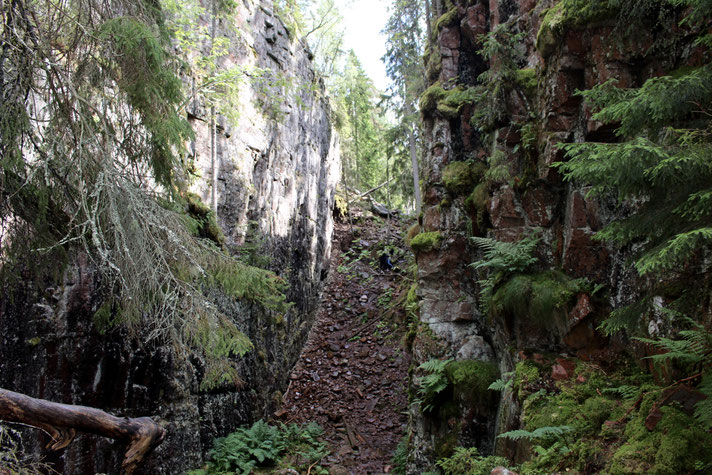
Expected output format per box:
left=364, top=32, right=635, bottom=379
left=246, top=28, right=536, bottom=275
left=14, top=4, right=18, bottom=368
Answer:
left=0, top=388, right=165, bottom=474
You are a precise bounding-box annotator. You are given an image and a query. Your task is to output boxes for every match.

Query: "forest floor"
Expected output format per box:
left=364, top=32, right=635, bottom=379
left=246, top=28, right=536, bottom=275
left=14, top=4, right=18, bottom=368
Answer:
left=280, top=208, right=412, bottom=475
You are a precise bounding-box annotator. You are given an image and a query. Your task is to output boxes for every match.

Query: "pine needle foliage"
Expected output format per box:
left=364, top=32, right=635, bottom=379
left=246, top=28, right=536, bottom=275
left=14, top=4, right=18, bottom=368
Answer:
left=555, top=0, right=712, bottom=335
left=554, top=1, right=712, bottom=430
left=469, top=22, right=529, bottom=132
left=0, top=0, right=290, bottom=389
left=636, top=318, right=712, bottom=429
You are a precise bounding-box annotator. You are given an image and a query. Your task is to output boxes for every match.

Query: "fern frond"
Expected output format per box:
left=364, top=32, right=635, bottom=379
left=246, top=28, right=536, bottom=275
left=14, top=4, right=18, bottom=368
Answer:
left=497, top=425, right=574, bottom=441
left=488, top=371, right=514, bottom=392
left=602, top=385, right=640, bottom=399
left=694, top=371, right=712, bottom=430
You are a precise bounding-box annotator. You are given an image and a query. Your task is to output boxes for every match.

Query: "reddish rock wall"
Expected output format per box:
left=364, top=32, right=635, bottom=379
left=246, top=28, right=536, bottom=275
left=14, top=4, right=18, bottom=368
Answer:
left=408, top=0, right=705, bottom=470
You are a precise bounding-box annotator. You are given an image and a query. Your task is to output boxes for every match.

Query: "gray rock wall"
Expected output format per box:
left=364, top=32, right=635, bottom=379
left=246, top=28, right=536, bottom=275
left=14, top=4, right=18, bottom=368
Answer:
left=0, top=1, right=339, bottom=473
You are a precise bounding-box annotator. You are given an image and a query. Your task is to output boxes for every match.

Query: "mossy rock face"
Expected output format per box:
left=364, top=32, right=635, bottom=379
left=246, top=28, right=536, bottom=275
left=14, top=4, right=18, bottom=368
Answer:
left=465, top=183, right=490, bottom=231
left=490, top=270, right=585, bottom=330
left=537, top=0, right=620, bottom=57
left=419, top=83, right=446, bottom=112
left=442, top=161, right=487, bottom=195
left=514, top=360, right=541, bottom=399
left=435, top=7, right=458, bottom=31
left=185, top=193, right=226, bottom=247
left=425, top=47, right=442, bottom=82
left=446, top=360, right=500, bottom=398
left=405, top=223, right=421, bottom=247
left=515, top=68, right=537, bottom=97
left=410, top=231, right=443, bottom=254
left=437, top=87, right=479, bottom=119
left=333, top=194, right=348, bottom=221
left=536, top=3, right=565, bottom=57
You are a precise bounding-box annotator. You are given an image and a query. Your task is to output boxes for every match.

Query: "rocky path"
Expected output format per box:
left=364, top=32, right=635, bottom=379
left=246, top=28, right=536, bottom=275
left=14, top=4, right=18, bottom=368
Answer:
left=280, top=212, right=411, bottom=474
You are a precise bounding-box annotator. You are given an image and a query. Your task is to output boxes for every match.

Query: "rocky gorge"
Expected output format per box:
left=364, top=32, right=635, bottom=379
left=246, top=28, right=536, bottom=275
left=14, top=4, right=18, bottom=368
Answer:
left=1, top=0, right=712, bottom=473
left=0, top=0, right=339, bottom=472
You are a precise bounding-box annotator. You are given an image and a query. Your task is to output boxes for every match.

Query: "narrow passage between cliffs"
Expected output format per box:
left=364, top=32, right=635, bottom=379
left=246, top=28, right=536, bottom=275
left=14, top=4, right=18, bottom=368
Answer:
left=280, top=207, right=412, bottom=475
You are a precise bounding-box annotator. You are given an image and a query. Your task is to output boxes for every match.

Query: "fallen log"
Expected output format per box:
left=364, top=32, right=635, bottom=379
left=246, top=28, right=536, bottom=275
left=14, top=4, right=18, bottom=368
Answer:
left=0, top=388, right=164, bottom=474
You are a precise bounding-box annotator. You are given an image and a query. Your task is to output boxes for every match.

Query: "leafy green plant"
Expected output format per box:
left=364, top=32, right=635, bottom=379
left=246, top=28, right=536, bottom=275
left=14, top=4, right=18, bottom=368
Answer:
left=636, top=319, right=712, bottom=429
left=488, top=371, right=514, bottom=392
left=471, top=233, right=540, bottom=312
left=417, top=358, right=453, bottom=413
left=436, top=447, right=510, bottom=475
left=390, top=436, right=408, bottom=475
left=498, top=425, right=574, bottom=445
left=197, top=420, right=329, bottom=475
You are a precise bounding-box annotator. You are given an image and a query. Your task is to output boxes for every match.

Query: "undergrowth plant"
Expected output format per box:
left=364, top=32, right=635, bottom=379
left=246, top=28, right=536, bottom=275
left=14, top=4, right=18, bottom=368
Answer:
left=436, top=447, right=510, bottom=475
left=636, top=318, right=712, bottom=429
left=471, top=233, right=540, bottom=313
left=192, top=420, right=329, bottom=475
left=417, top=358, right=453, bottom=413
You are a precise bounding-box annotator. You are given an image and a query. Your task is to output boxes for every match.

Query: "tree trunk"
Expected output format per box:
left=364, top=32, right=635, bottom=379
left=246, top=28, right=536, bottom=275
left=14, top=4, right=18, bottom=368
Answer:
left=425, top=0, right=433, bottom=41
left=409, top=123, right=422, bottom=216
left=0, top=388, right=164, bottom=474
left=209, top=0, right=219, bottom=215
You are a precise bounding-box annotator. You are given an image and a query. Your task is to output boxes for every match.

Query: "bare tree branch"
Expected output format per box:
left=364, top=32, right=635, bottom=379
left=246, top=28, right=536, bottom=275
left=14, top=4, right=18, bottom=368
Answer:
left=0, top=388, right=165, bottom=474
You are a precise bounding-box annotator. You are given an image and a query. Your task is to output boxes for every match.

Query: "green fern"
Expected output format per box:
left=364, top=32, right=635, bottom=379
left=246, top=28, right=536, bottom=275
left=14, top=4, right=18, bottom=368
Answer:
left=436, top=446, right=511, bottom=475
left=695, top=372, right=712, bottom=429
left=417, top=358, right=453, bottom=413
left=488, top=371, right=514, bottom=392
left=497, top=425, right=574, bottom=442
left=602, top=385, right=641, bottom=400
left=202, top=420, right=328, bottom=474
left=471, top=233, right=540, bottom=312
left=636, top=319, right=712, bottom=365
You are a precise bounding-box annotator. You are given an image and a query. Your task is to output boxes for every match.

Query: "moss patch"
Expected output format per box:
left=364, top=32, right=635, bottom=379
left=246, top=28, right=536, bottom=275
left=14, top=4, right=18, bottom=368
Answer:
left=511, top=358, right=712, bottom=474
left=437, top=87, right=479, bottom=119
left=419, top=83, right=446, bottom=112
left=410, top=231, right=443, bottom=254
left=515, top=68, right=537, bottom=97
left=334, top=194, right=348, bottom=221
left=405, top=223, right=421, bottom=247
left=185, top=193, right=226, bottom=247
left=490, top=270, right=586, bottom=329
left=442, top=161, right=487, bottom=195
left=446, top=360, right=500, bottom=400
left=424, top=47, right=442, bottom=82
left=537, top=1, right=621, bottom=57
left=435, top=7, right=458, bottom=31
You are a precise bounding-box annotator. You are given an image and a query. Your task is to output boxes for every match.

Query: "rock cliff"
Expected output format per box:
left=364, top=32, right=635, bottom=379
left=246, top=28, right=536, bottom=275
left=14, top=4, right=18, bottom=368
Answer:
left=408, top=0, right=709, bottom=471
left=0, top=1, right=339, bottom=473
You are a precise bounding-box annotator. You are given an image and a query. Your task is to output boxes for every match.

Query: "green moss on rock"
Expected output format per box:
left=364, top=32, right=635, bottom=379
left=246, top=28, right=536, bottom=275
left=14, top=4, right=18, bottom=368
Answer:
left=515, top=68, right=537, bottom=97
left=405, top=223, right=421, bottom=247
left=537, top=0, right=621, bottom=57
left=419, top=83, right=446, bottom=112
left=410, top=231, right=443, bottom=254
left=425, top=47, right=442, bottom=82
left=446, top=360, right=500, bottom=397
left=437, top=87, right=479, bottom=119
left=491, top=270, right=585, bottom=328
left=435, top=7, right=458, bottom=31
left=185, top=193, right=226, bottom=247
left=442, top=161, right=487, bottom=195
